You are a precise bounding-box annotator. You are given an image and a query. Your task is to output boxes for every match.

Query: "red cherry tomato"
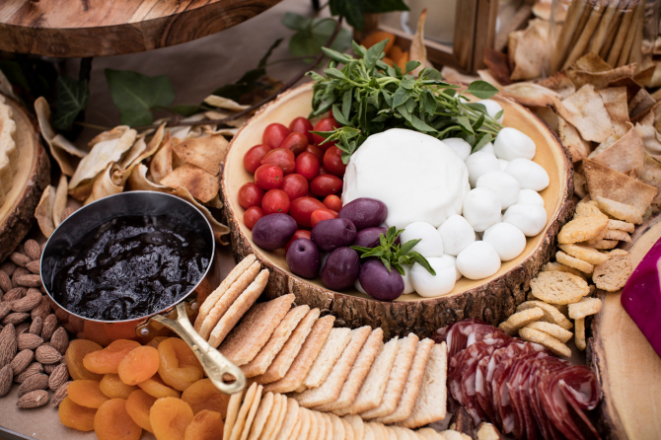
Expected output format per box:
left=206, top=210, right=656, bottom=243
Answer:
left=262, top=123, right=290, bottom=149
left=290, top=197, right=326, bottom=227
left=318, top=166, right=329, bottom=175
left=262, top=189, right=290, bottom=215
left=244, top=206, right=264, bottom=230
left=254, top=164, right=283, bottom=190
left=261, top=148, right=296, bottom=175
left=306, top=144, right=324, bottom=162
left=280, top=132, right=309, bottom=156
left=323, top=195, right=343, bottom=212
left=238, top=183, right=264, bottom=209
left=311, top=209, right=339, bottom=227
left=295, top=152, right=320, bottom=181
left=243, top=144, right=271, bottom=173
left=312, top=117, right=340, bottom=150
left=285, top=229, right=312, bottom=251
left=281, top=174, right=309, bottom=201
left=323, top=146, right=347, bottom=177
left=310, top=174, right=343, bottom=197
left=289, top=117, right=314, bottom=144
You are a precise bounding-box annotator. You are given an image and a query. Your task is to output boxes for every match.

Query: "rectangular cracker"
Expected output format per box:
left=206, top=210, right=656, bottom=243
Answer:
left=304, top=327, right=352, bottom=389
left=294, top=326, right=372, bottom=408
left=264, top=315, right=336, bottom=394
left=241, top=305, right=310, bottom=377
left=315, top=329, right=385, bottom=413
left=208, top=269, right=269, bottom=348
left=360, top=334, right=419, bottom=420
left=254, top=308, right=321, bottom=384
left=373, top=338, right=435, bottom=424
left=396, top=342, right=448, bottom=429
left=220, top=294, right=295, bottom=366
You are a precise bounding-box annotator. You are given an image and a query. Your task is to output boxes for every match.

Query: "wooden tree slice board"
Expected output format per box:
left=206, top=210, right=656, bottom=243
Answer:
left=221, top=83, right=573, bottom=339
left=0, top=0, right=282, bottom=58
left=0, top=96, right=50, bottom=263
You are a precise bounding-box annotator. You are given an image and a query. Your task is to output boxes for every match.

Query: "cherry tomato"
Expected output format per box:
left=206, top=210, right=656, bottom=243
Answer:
left=281, top=174, right=309, bottom=201
left=238, top=183, right=264, bottom=209
left=318, top=166, right=329, bottom=175
left=262, top=189, right=290, bottom=215
left=310, top=174, right=343, bottom=197
left=323, top=195, right=343, bottom=212
left=306, top=144, right=324, bottom=162
left=244, top=206, right=264, bottom=230
left=285, top=229, right=312, bottom=251
left=254, top=164, right=283, bottom=190
left=323, top=146, right=347, bottom=177
left=289, top=117, right=314, bottom=144
left=312, top=117, right=340, bottom=150
left=311, top=209, right=339, bottom=227
left=262, top=123, right=290, bottom=149
left=280, top=132, right=309, bottom=156
left=290, top=197, right=326, bottom=227
left=243, top=144, right=271, bottom=173
left=261, top=148, right=296, bottom=175
left=295, top=152, right=320, bottom=181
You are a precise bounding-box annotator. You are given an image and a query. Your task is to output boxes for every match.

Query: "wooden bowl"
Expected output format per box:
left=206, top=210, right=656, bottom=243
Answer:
left=221, top=83, right=573, bottom=338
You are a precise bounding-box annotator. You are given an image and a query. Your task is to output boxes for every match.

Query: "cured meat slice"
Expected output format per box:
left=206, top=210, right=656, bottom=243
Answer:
left=438, top=319, right=510, bottom=359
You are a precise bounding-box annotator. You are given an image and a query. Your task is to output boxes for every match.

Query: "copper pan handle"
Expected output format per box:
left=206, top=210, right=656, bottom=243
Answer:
left=149, top=302, right=246, bottom=394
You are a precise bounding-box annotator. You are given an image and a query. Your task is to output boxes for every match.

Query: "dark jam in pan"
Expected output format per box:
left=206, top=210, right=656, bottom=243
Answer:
left=51, top=215, right=210, bottom=321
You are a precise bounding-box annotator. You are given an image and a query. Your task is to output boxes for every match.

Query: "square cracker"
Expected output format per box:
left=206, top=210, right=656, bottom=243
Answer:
left=274, top=398, right=299, bottom=440
left=220, top=294, right=295, bottom=366
left=254, top=308, right=321, bottom=384
left=241, top=305, right=310, bottom=378
left=294, top=326, right=372, bottom=408
left=229, top=382, right=261, bottom=440
left=208, top=269, right=269, bottom=348
left=264, top=315, right=335, bottom=394
left=304, top=327, right=352, bottom=389
left=246, top=392, right=274, bottom=440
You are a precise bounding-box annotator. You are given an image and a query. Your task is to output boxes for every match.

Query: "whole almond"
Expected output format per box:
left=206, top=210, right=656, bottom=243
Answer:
left=25, top=261, right=41, bottom=275
left=3, top=287, right=25, bottom=302
left=0, top=262, right=17, bottom=277
left=12, top=267, right=29, bottom=288
left=15, top=274, right=42, bottom=289
left=10, top=349, right=34, bottom=375
left=9, top=252, right=30, bottom=268
left=31, top=298, right=51, bottom=322
left=16, top=322, right=29, bottom=336
left=0, top=270, right=11, bottom=294
left=48, top=363, right=69, bottom=390
left=0, top=302, right=10, bottom=321
left=0, top=324, right=17, bottom=368
left=35, top=345, right=61, bottom=364
left=41, top=315, right=58, bottom=341
left=11, top=291, right=42, bottom=313
left=17, top=389, right=49, bottom=408
left=51, top=327, right=69, bottom=355
left=29, top=317, right=42, bottom=335
left=52, top=380, right=71, bottom=407
left=0, top=365, right=12, bottom=396
left=2, top=313, right=29, bottom=326
left=15, top=362, right=43, bottom=383
left=17, top=333, right=43, bottom=351
left=23, top=240, right=41, bottom=261
left=43, top=362, right=60, bottom=374
left=18, top=373, right=48, bottom=397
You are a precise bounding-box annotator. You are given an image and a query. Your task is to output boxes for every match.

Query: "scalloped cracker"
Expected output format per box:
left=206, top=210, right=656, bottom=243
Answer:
left=558, top=244, right=610, bottom=265
left=530, top=271, right=590, bottom=305
left=558, top=212, right=609, bottom=244
left=517, top=300, right=573, bottom=330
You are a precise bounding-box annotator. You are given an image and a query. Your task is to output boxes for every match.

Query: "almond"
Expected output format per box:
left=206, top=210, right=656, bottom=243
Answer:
left=35, top=345, right=61, bottom=364
left=11, top=291, right=42, bottom=313
left=41, top=315, right=58, bottom=341
left=11, top=267, right=29, bottom=288
left=0, top=270, right=11, bottom=294
left=31, top=298, right=51, bottom=322
left=52, top=380, right=71, bottom=407
left=43, top=362, right=61, bottom=374
left=0, top=365, right=12, bottom=396
left=48, top=364, right=69, bottom=391
left=15, top=274, right=42, bottom=289
left=17, top=333, right=43, bottom=351
left=25, top=261, right=41, bottom=275
left=16, top=322, right=29, bottom=336
left=51, top=327, right=69, bottom=355
left=0, top=302, right=10, bottom=321
left=9, top=252, right=30, bottom=268
left=29, top=317, right=42, bottom=335
left=3, top=287, right=25, bottom=302
left=0, top=262, right=16, bottom=277
left=15, top=362, right=43, bottom=383
left=23, top=240, right=41, bottom=261
left=17, top=389, right=49, bottom=408
left=18, top=373, right=48, bottom=397
left=2, top=313, right=29, bottom=326
left=10, top=349, right=34, bottom=375
left=0, top=324, right=17, bottom=368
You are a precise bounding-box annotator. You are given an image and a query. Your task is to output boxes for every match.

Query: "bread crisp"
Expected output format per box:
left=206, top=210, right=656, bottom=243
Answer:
left=518, top=300, right=573, bottom=330
left=593, top=254, right=632, bottom=291
left=575, top=317, right=587, bottom=351
left=556, top=251, right=594, bottom=274
left=568, top=297, right=603, bottom=319
left=530, top=270, right=590, bottom=305
left=519, top=327, right=571, bottom=357
left=558, top=244, right=610, bottom=265
left=557, top=212, right=609, bottom=244
left=498, top=307, right=544, bottom=335
left=304, top=327, right=352, bottom=389
left=523, top=321, right=573, bottom=343
left=596, top=196, right=644, bottom=224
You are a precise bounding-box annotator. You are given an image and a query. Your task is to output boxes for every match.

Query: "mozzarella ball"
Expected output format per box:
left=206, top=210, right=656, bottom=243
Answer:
left=475, top=171, right=521, bottom=209
left=456, top=241, right=501, bottom=280
left=498, top=159, right=509, bottom=171
left=462, top=188, right=502, bottom=232
left=410, top=257, right=457, bottom=297
left=505, top=158, right=550, bottom=191
left=503, top=204, right=547, bottom=236
left=437, top=214, right=476, bottom=256
left=479, top=142, right=495, bottom=156
left=355, top=278, right=367, bottom=294
left=517, top=189, right=545, bottom=206
left=483, top=222, right=527, bottom=261
left=402, top=264, right=414, bottom=294
left=494, top=127, right=536, bottom=161
left=400, top=222, right=444, bottom=258
left=442, top=138, right=472, bottom=161
left=479, top=99, right=504, bottom=124
left=440, top=254, right=462, bottom=281
left=465, top=152, right=500, bottom=187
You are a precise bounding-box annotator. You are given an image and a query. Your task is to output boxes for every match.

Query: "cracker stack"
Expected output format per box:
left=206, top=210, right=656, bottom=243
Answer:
left=0, top=94, right=18, bottom=207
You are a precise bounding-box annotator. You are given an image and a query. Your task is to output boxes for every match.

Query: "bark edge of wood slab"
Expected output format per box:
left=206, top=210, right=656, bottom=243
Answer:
left=221, top=83, right=574, bottom=339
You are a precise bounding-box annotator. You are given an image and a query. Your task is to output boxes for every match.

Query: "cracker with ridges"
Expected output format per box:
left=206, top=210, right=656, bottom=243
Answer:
left=295, top=408, right=311, bottom=440
left=499, top=308, right=544, bottom=335
left=608, top=219, right=635, bottom=233
left=530, top=270, right=590, bottom=305
left=568, top=297, right=603, bottom=319
left=288, top=413, right=303, bottom=440
left=517, top=300, right=573, bottom=330
left=363, top=423, right=375, bottom=440
left=558, top=244, right=610, bottom=265
left=341, top=419, right=355, bottom=440
left=417, top=428, right=446, bottom=440
left=556, top=251, right=594, bottom=274
left=591, top=239, right=619, bottom=250
left=274, top=398, right=299, bottom=440
left=220, top=294, right=295, bottom=366
left=224, top=388, right=245, bottom=440
left=574, top=200, right=602, bottom=218
left=344, top=415, right=364, bottom=440
left=523, top=321, right=573, bottom=343
left=247, top=391, right=274, bottom=440
left=369, top=422, right=390, bottom=439
left=329, top=413, right=345, bottom=440
left=604, top=229, right=632, bottom=242
left=229, top=382, right=261, bottom=440
left=258, top=393, right=283, bottom=440
left=391, top=426, right=416, bottom=440
left=558, top=213, right=609, bottom=244
left=267, top=395, right=288, bottom=440
left=303, top=327, right=352, bottom=389
left=541, top=262, right=587, bottom=279
left=519, top=327, right=571, bottom=357
left=315, top=411, right=327, bottom=440
left=593, top=254, right=632, bottom=291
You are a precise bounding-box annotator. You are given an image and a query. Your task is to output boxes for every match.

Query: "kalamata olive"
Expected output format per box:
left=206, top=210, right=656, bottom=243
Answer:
left=251, top=213, right=297, bottom=250
left=354, top=227, right=388, bottom=248
left=339, top=198, right=388, bottom=230
left=311, top=218, right=357, bottom=252
left=359, top=259, right=405, bottom=301
left=320, top=247, right=360, bottom=291
left=286, top=238, right=320, bottom=279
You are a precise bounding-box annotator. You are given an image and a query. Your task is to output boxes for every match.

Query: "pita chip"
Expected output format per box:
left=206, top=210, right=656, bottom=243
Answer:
left=35, top=185, right=56, bottom=237
left=567, top=58, right=636, bottom=90
left=634, top=122, right=661, bottom=157
left=149, top=132, right=173, bottom=184
left=203, top=95, right=250, bottom=111
left=511, top=19, right=551, bottom=81
left=638, top=153, right=661, bottom=206
left=630, top=88, right=657, bottom=122
left=590, top=124, right=644, bottom=173
left=558, top=117, right=592, bottom=162
left=52, top=174, right=69, bottom=227
left=502, top=82, right=560, bottom=107
left=172, top=134, right=228, bottom=175
left=598, top=87, right=630, bottom=136
left=84, top=163, right=124, bottom=205
left=553, top=84, right=614, bottom=143
left=160, top=163, right=219, bottom=203
left=536, top=71, right=575, bottom=98
left=171, top=186, right=229, bottom=242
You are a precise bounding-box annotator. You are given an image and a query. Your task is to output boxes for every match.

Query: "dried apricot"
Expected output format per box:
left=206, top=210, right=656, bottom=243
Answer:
left=94, top=398, right=142, bottom=440
left=68, top=380, right=110, bottom=409
left=83, top=340, right=141, bottom=375
left=118, top=346, right=160, bottom=386
left=158, top=338, right=203, bottom=391
left=65, top=339, right=103, bottom=381
left=59, top=397, right=97, bottom=432
left=100, top=374, right=138, bottom=399
left=181, top=379, right=229, bottom=417
left=150, top=397, right=194, bottom=440
left=126, top=390, right=157, bottom=433
left=184, top=410, right=223, bottom=440
left=137, top=374, right=181, bottom=399
left=146, top=336, right=169, bottom=349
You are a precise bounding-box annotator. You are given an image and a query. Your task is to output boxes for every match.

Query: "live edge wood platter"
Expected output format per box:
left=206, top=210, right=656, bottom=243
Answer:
left=221, top=83, right=574, bottom=339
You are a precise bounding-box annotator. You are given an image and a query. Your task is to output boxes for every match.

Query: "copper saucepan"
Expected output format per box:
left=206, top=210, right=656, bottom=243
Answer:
left=40, top=191, right=245, bottom=394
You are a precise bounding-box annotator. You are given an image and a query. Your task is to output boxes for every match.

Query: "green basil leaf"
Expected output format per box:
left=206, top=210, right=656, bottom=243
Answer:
left=467, top=80, right=499, bottom=99
left=352, top=40, right=367, bottom=57
left=472, top=133, right=493, bottom=152
left=341, top=89, right=353, bottom=119
left=400, top=78, right=416, bottom=90
left=404, top=61, right=421, bottom=74
left=455, top=115, right=474, bottom=134
left=392, top=87, right=410, bottom=108
left=399, top=238, right=420, bottom=255
left=494, top=109, right=504, bottom=121
left=321, top=47, right=354, bottom=64
left=105, top=69, right=175, bottom=126
left=410, top=252, right=436, bottom=275
left=473, top=113, right=485, bottom=132
left=420, top=67, right=443, bottom=80
left=332, top=103, right=350, bottom=125
left=364, top=39, right=388, bottom=72
left=53, top=76, right=89, bottom=130
left=422, top=90, right=437, bottom=116
left=409, top=114, right=435, bottom=132
left=324, top=67, right=347, bottom=80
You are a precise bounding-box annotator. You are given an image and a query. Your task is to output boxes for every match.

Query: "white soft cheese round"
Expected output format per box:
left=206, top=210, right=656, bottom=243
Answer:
left=438, top=214, right=475, bottom=256
left=462, top=188, right=502, bottom=232
left=442, top=138, right=472, bottom=161
left=342, top=129, right=470, bottom=229
left=475, top=171, right=521, bottom=209
left=494, top=127, right=536, bottom=161
left=456, top=241, right=501, bottom=280
left=402, top=264, right=414, bottom=294
left=503, top=204, right=547, bottom=236
left=399, top=222, right=444, bottom=258
left=465, top=151, right=500, bottom=187
left=480, top=143, right=496, bottom=156
left=479, top=99, right=504, bottom=124
left=355, top=279, right=367, bottom=294
left=505, top=158, right=550, bottom=191
left=498, top=159, right=509, bottom=171
left=483, top=222, right=527, bottom=261
left=410, top=257, right=457, bottom=297
left=517, top=189, right=545, bottom=206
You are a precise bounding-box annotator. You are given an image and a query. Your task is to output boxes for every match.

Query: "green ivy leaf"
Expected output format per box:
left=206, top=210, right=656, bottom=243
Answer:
left=52, top=76, right=89, bottom=131
left=467, top=80, right=499, bottom=99
left=282, top=12, right=311, bottom=31
left=329, top=0, right=365, bottom=30
left=287, top=17, right=351, bottom=61
left=105, top=69, right=175, bottom=126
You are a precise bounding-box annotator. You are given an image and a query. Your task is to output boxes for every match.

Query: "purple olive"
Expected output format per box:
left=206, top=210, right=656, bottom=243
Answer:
left=286, top=238, right=320, bottom=279
left=320, top=247, right=360, bottom=291
left=311, top=218, right=357, bottom=252
left=339, top=198, right=388, bottom=230
left=354, top=227, right=388, bottom=248
left=252, top=214, right=297, bottom=250
left=359, top=259, right=404, bottom=301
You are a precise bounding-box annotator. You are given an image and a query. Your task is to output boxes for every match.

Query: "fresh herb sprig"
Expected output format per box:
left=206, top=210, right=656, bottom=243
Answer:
left=308, top=40, right=502, bottom=163
left=352, top=227, right=436, bottom=276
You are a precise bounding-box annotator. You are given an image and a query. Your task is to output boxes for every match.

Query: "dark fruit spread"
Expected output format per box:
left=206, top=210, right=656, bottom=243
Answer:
left=51, top=215, right=211, bottom=320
